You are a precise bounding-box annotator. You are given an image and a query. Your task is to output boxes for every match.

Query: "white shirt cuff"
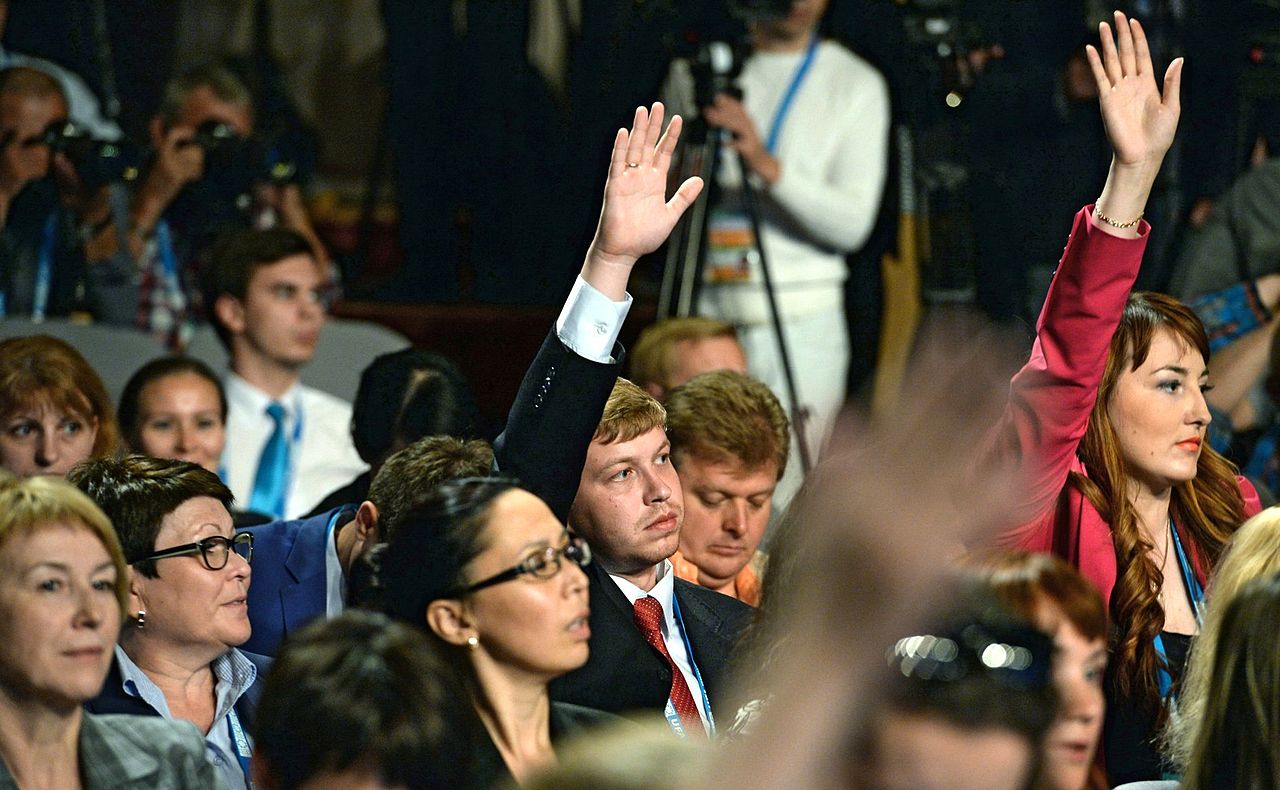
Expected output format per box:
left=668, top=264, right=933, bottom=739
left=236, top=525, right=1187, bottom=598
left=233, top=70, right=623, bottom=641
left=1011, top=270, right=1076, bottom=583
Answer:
left=556, top=275, right=632, bottom=364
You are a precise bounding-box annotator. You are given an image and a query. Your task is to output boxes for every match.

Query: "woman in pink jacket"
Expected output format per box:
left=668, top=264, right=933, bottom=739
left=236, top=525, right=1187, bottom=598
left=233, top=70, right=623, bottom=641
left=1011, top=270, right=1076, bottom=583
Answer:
left=989, top=12, right=1260, bottom=785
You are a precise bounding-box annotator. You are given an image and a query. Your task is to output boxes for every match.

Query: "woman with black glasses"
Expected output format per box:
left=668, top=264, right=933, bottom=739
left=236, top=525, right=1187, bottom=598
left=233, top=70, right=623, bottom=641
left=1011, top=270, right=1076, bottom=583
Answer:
left=69, top=455, right=263, bottom=790
left=379, top=476, right=616, bottom=787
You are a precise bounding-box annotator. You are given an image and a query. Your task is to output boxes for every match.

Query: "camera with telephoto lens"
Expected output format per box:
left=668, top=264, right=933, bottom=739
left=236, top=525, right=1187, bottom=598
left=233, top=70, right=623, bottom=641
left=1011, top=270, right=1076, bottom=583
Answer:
left=190, top=119, right=298, bottom=187
left=40, top=120, right=141, bottom=188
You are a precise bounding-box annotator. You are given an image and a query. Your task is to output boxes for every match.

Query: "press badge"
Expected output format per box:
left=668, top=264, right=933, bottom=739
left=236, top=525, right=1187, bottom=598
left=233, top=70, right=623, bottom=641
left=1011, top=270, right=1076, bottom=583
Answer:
left=705, top=208, right=758, bottom=283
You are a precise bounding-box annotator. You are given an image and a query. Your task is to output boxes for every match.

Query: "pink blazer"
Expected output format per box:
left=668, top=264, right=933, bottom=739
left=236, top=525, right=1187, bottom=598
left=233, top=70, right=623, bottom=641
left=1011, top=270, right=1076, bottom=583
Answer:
left=989, top=207, right=1261, bottom=608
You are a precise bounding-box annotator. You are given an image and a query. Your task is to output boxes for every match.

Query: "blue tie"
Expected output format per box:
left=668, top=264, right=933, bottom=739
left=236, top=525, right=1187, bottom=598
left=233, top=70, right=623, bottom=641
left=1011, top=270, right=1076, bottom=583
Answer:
left=249, top=402, right=290, bottom=518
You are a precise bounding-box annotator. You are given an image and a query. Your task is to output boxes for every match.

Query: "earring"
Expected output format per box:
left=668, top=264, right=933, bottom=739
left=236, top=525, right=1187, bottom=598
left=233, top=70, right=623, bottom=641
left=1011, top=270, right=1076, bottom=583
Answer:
left=134, top=610, right=146, bottom=630
left=466, top=635, right=479, bottom=649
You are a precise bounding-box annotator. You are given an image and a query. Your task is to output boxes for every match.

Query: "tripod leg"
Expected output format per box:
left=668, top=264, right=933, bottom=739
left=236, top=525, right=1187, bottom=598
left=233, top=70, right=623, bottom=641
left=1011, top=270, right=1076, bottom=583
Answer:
left=736, top=151, right=814, bottom=474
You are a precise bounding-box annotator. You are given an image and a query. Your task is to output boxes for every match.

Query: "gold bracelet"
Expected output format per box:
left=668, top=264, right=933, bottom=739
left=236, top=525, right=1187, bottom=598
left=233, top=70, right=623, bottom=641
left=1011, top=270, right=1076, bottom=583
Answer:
left=1093, top=206, right=1143, bottom=229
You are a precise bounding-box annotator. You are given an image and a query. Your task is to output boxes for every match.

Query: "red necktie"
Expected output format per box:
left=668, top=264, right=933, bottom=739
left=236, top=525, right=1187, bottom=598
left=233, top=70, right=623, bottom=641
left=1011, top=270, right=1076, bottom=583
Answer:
left=632, top=596, right=706, bottom=737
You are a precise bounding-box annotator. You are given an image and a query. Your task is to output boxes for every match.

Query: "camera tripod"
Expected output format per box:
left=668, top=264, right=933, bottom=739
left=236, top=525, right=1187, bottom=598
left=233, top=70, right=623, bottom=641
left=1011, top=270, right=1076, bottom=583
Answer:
left=659, top=70, right=813, bottom=475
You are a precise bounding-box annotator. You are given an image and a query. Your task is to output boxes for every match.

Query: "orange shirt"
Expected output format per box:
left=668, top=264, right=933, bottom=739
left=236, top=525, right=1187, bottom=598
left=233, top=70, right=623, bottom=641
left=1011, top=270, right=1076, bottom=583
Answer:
left=671, top=549, right=763, bottom=607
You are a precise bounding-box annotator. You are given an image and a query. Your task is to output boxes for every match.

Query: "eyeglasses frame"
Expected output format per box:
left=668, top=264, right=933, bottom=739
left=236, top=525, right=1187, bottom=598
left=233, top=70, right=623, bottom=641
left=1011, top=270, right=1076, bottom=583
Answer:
left=449, top=532, right=591, bottom=597
left=133, top=532, right=255, bottom=571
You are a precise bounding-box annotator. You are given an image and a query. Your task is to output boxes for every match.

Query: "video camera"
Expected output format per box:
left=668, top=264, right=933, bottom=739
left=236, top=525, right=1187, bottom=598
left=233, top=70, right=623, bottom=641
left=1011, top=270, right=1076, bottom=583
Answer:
left=677, top=0, right=794, bottom=108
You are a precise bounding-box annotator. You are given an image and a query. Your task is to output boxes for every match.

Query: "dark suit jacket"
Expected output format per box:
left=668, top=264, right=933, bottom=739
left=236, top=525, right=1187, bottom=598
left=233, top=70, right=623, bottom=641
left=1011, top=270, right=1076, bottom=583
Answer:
left=492, top=328, right=622, bottom=522
left=547, top=562, right=751, bottom=719
left=495, top=329, right=753, bottom=720
left=237, top=505, right=357, bottom=656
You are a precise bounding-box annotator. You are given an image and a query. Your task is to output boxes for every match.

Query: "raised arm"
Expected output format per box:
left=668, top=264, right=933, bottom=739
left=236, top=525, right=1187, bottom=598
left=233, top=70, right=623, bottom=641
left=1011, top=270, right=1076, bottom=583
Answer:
left=1089, top=11, right=1182, bottom=238
left=988, top=12, right=1182, bottom=530
left=494, top=104, right=703, bottom=520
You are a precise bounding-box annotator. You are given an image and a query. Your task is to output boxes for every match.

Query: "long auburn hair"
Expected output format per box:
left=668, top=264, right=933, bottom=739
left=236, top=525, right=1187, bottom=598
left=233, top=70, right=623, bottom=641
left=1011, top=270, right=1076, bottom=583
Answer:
left=1069, top=291, right=1245, bottom=713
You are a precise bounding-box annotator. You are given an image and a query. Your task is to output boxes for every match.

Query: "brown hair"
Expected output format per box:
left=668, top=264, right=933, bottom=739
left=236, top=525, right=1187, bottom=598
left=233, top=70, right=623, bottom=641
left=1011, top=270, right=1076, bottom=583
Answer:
left=630, top=317, right=739, bottom=393
left=203, top=227, right=317, bottom=349
left=665, top=370, right=789, bottom=477
left=368, top=436, right=494, bottom=542
left=963, top=549, right=1107, bottom=643
left=593, top=378, right=667, bottom=445
left=1070, top=291, right=1245, bottom=712
left=0, top=335, right=120, bottom=461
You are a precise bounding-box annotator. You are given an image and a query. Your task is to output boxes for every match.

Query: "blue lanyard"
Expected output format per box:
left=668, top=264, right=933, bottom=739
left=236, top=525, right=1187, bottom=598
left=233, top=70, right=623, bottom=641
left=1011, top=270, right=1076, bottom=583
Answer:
left=29, top=212, right=58, bottom=321
left=1153, top=519, right=1204, bottom=700
left=153, top=219, right=185, bottom=303
left=226, top=708, right=253, bottom=786
left=662, top=593, right=716, bottom=737
left=763, top=35, right=819, bottom=155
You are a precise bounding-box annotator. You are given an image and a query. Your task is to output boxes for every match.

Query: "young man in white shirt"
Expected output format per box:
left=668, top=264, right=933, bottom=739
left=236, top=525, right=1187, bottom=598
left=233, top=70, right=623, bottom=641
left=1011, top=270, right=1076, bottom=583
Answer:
left=206, top=228, right=366, bottom=519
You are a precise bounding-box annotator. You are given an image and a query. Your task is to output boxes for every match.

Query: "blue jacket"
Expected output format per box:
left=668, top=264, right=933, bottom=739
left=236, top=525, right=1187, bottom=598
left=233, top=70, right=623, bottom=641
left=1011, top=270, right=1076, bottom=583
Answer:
left=238, top=505, right=356, bottom=656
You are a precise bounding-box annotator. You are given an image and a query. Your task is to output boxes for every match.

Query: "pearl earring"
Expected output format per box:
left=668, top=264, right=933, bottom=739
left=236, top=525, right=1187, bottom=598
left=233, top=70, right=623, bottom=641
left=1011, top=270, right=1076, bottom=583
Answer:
left=134, top=610, right=146, bottom=629
left=466, top=635, right=479, bottom=649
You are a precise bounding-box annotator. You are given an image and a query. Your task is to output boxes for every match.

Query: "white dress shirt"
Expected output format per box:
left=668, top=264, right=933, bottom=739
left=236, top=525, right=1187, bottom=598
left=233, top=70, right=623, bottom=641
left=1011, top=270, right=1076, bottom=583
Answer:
left=221, top=374, right=368, bottom=519
left=610, top=560, right=713, bottom=730
left=556, top=275, right=632, bottom=362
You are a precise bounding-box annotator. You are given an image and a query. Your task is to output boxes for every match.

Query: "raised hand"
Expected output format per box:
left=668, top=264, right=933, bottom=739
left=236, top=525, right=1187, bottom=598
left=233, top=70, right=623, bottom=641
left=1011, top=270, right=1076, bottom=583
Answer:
left=583, top=103, right=703, bottom=300
left=1086, top=12, right=1182, bottom=169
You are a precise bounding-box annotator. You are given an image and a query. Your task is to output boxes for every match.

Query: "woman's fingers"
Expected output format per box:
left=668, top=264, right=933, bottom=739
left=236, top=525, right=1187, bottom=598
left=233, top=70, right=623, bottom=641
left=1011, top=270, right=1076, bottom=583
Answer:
left=668, top=176, right=704, bottom=217
left=1130, top=17, right=1152, bottom=77
left=1114, top=10, right=1137, bottom=78
left=1085, top=44, right=1110, bottom=95
left=1098, top=21, right=1122, bottom=85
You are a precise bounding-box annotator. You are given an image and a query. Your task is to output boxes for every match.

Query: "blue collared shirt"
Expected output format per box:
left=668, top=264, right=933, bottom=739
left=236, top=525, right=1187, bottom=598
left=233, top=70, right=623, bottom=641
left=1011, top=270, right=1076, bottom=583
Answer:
left=114, top=645, right=257, bottom=790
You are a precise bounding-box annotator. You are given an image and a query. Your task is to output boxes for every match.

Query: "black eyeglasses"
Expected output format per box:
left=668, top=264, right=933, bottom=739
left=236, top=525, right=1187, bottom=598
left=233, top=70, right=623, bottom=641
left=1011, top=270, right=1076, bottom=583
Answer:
left=449, top=533, right=591, bottom=597
left=133, top=532, right=254, bottom=571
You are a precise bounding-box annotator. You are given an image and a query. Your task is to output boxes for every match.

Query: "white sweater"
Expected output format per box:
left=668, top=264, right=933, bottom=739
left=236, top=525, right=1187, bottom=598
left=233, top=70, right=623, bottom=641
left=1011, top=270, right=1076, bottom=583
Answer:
left=668, top=40, right=890, bottom=324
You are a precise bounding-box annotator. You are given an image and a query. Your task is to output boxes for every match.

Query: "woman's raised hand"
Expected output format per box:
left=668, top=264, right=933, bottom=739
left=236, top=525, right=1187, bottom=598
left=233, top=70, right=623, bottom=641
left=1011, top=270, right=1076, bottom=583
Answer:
left=1087, top=12, right=1182, bottom=171
left=582, top=103, right=704, bottom=300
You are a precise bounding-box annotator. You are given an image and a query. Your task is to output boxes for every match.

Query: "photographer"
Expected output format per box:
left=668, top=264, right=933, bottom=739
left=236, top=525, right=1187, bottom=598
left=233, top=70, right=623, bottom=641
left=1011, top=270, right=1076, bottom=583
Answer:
left=0, top=67, right=85, bottom=319
left=664, top=0, right=889, bottom=476
left=85, top=63, right=324, bottom=349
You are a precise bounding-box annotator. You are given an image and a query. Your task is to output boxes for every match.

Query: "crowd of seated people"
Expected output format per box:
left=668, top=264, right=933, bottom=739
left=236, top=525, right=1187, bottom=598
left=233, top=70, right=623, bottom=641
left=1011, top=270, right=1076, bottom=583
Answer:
left=8, top=9, right=1280, bottom=790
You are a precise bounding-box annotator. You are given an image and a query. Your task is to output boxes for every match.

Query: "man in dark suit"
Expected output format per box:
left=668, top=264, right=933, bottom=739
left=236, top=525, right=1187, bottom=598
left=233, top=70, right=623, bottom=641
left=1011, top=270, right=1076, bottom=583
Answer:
left=498, top=372, right=752, bottom=730
left=554, top=379, right=752, bottom=731
left=484, top=103, right=748, bottom=732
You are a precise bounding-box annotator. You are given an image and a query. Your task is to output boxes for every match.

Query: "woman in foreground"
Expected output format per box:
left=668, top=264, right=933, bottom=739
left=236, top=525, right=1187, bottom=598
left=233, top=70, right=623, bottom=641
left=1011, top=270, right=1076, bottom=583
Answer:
left=0, top=473, right=213, bottom=787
